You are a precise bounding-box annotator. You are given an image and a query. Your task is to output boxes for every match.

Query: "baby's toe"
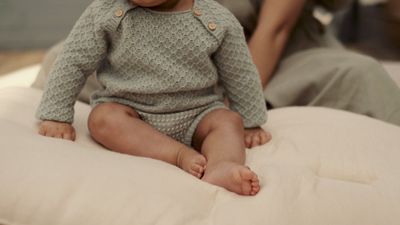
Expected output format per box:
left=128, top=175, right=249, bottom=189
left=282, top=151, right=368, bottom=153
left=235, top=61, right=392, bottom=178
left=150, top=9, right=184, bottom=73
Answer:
left=190, top=170, right=202, bottom=178
left=251, top=183, right=260, bottom=194
left=250, top=178, right=260, bottom=195
left=191, top=164, right=205, bottom=174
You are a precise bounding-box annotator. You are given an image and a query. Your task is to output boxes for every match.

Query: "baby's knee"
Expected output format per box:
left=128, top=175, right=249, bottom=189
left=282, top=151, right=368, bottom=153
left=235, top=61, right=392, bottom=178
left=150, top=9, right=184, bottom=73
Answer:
left=88, top=103, right=127, bottom=138
left=209, top=109, right=244, bottom=128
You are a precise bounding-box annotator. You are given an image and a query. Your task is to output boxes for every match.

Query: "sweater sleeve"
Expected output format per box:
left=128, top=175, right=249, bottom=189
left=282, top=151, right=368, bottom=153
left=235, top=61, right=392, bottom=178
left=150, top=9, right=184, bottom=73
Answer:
left=36, top=2, right=108, bottom=123
left=213, top=18, right=267, bottom=128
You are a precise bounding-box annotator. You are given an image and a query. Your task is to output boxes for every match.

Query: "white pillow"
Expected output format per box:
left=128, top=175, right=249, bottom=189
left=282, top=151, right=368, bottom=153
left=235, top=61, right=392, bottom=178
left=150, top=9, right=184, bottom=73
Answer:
left=1, top=87, right=399, bottom=225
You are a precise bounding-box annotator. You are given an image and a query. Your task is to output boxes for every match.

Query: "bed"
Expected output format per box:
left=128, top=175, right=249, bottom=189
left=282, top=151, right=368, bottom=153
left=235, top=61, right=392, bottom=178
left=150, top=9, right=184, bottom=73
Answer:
left=0, top=65, right=400, bottom=225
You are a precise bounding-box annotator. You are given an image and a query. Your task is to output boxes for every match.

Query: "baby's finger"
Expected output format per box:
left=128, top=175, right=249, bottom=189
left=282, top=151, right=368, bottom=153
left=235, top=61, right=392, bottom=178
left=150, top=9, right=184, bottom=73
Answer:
left=62, top=132, right=75, bottom=141
left=244, top=134, right=253, bottom=148
left=45, top=126, right=57, bottom=137
left=47, top=127, right=63, bottom=139
left=251, top=134, right=261, bottom=148
left=38, top=127, right=46, bottom=136
left=259, top=131, right=271, bottom=145
left=54, top=133, right=63, bottom=139
left=71, top=130, right=76, bottom=141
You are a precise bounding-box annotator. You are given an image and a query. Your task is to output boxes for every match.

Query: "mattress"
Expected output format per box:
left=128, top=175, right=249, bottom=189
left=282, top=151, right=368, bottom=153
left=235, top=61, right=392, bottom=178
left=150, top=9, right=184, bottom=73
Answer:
left=1, top=86, right=399, bottom=225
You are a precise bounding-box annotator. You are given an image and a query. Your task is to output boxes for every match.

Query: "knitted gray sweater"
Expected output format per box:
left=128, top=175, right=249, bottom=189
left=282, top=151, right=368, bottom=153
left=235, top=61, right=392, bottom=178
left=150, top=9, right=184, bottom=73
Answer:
left=36, top=0, right=267, bottom=128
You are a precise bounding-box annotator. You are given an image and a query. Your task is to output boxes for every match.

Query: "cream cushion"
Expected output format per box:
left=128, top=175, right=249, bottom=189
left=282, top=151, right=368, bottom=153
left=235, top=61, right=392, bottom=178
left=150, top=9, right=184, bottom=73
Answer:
left=1, top=87, right=400, bottom=225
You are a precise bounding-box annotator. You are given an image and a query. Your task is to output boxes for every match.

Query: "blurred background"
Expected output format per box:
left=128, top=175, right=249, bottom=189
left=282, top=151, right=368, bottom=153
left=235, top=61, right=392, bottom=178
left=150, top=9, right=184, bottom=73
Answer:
left=0, top=0, right=399, bottom=76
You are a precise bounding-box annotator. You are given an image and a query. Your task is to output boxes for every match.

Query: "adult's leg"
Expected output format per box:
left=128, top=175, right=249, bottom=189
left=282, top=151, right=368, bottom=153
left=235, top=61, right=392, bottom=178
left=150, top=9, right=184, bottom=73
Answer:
left=192, top=109, right=260, bottom=196
left=265, top=48, right=400, bottom=126
left=88, top=102, right=206, bottom=178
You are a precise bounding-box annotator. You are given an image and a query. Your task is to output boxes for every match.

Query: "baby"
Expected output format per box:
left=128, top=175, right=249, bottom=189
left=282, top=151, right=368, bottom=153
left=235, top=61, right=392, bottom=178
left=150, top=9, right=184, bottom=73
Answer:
left=37, top=0, right=271, bottom=196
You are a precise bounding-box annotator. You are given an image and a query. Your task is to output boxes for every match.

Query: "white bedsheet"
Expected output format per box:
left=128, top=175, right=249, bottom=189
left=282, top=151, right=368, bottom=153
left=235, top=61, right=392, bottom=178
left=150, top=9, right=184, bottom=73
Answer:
left=1, top=86, right=399, bottom=225
left=0, top=65, right=40, bottom=89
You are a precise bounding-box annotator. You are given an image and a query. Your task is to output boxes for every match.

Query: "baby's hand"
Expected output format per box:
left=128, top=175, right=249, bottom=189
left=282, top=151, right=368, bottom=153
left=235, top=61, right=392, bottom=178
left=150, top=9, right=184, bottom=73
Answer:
left=38, top=120, right=76, bottom=141
left=244, top=127, right=271, bottom=148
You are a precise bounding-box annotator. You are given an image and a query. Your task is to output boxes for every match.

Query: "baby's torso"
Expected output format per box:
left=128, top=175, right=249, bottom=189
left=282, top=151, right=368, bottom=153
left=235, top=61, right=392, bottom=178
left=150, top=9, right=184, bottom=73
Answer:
left=94, top=7, right=223, bottom=113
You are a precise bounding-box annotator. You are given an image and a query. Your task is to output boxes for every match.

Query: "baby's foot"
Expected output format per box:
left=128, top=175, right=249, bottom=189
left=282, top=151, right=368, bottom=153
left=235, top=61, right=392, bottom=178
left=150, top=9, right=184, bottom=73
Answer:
left=202, top=162, right=260, bottom=195
left=176, top=147, right=207, bottom=178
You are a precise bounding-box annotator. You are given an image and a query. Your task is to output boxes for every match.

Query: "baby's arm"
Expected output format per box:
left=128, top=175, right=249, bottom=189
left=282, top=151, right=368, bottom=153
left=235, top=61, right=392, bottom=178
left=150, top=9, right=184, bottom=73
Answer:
left=36, top=1, right=108, bottom=138
left=214, top=14, right=267, bottom=131
left=38, top=121, right=76, bottom=141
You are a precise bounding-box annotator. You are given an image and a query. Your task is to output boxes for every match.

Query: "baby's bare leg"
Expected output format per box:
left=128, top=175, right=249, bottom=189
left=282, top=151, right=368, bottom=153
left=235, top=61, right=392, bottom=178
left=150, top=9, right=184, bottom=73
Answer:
left=193, top=109, right=260, bottom=196
left=88, top=102, right=206, bottom=178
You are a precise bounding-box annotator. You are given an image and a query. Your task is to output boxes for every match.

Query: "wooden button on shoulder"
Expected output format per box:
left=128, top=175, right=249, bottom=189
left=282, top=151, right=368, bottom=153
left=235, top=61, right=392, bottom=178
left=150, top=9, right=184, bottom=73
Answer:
left=193, top=9, right=202, bottom=16
left=114, top=9, right=124, bottom=17
left=208, top=22, right=217, bottom=31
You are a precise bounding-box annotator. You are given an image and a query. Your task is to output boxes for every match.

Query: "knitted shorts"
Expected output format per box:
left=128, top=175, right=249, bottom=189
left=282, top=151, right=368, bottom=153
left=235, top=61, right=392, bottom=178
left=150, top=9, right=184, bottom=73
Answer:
left=137, top=102, right=226, bottom=146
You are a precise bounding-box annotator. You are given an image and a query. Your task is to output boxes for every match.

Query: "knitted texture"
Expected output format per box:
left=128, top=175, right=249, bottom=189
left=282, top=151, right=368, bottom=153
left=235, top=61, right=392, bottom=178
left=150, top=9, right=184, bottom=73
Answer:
left=36, top=0, right=267, bottom=128
left=137, top=102, right=226, bottom=146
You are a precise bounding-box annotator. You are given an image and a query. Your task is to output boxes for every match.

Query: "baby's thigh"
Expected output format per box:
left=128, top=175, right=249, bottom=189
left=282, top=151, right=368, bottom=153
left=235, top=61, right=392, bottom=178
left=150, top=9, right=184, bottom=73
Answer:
left=88, top=102, right=139, bottom=130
